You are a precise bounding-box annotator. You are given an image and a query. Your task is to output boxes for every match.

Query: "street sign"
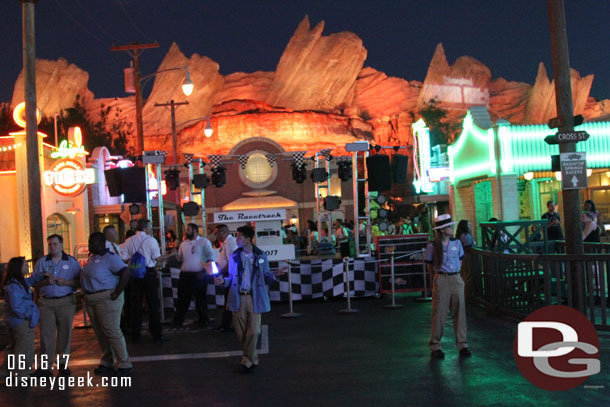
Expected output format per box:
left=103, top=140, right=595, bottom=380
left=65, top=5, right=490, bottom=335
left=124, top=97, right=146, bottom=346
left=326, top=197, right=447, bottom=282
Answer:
left=544, top=135, right=558, bottom=145
left=556, top=130, right=589, bottom=143
left=547, top=114, right=583, bottom=129
left=560, top=152, right=588, bottom=190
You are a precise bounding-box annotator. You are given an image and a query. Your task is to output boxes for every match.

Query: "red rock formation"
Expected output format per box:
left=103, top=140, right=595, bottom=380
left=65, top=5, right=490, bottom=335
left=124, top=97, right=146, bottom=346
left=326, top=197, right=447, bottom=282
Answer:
left=354, top=67, right=421, bottom=118
left=142, top=42, right=224, bottom=135
left=266, top=16, right=367, bottom=111
left=214, top=71, right=273, bottom=106
left=11, top=58, right=93, bottom=116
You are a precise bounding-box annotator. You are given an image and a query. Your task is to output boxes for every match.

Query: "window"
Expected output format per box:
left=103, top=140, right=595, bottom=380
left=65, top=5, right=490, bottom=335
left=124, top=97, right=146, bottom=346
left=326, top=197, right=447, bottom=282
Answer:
left=239, top=150, right=278, bottom=189
left=47, top=213, right=71, bottom=254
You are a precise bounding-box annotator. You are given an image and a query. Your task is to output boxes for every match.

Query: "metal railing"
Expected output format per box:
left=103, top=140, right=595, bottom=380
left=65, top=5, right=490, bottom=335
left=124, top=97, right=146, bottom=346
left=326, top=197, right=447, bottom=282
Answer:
left=471, top=242, right=610, bottom=330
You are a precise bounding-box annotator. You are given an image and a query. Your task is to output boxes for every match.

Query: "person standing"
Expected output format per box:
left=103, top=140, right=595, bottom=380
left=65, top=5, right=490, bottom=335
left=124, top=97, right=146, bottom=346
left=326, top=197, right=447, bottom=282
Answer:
left=214, top=224, right=238, bottom=332
left=80, top=232, right=132, bottom=376
left=582, top=211, right=600, bottom=243
left=215, top=225, right=285, bottom=371
left=0, top=257, right=45, bottom=380
left=542, top=200, right=564, bottom=241
left=172, top=223, right=215, bottom=330
left=32, top=234, right=81, bottom=376
left=425, top=214, right=470, bottom=359
left=103, top=225, right=122, bottom=258
left=123, top=218, right=164, bottom=343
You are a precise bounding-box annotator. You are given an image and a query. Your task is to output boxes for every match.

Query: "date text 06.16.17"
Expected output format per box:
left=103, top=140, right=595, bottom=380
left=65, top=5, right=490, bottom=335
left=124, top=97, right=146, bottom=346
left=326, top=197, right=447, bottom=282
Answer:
left=8, top=354, right=69, bottom=371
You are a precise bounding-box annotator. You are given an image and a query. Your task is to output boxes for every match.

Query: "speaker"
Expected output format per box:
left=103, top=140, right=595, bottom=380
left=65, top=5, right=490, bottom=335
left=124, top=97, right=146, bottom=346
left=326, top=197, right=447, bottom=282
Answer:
left=366, top=155, right=392, bottom=191
left=121, top=167, right=147, bottom=203
left=182, top=201, right=200, bottom=217
left=311, top=167, right=329, bottom=183
left=323, top=195, right=341, bottom=211
left=104, top=168, right=123, bottom=197
left=391, top=154, right=409, bottom=183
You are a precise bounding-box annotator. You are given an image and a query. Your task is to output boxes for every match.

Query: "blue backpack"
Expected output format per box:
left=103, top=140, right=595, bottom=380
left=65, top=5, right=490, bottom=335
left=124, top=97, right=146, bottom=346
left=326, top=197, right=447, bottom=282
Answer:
left=128, top=238, right=149, bottom=279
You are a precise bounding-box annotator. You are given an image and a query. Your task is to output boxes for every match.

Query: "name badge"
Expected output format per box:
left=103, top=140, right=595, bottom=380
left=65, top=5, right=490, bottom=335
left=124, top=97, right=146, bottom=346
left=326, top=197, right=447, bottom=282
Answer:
left=258, top=259, right=264, bottom=264
left=63, top=265, right=69, bottom=270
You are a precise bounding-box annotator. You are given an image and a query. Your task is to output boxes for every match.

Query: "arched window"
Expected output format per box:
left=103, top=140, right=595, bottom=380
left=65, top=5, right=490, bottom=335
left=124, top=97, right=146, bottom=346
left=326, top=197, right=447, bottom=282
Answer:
left=46, top=213, right=71, bottom=254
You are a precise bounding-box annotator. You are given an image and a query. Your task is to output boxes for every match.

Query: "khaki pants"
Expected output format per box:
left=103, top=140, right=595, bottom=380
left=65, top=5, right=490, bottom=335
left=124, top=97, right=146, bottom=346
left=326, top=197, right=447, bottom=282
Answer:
left=85, top=290, right=132, bottom=369
left=232, top=294, right=261, bottom=368
left=39, top=294, right=75, bottom=368
left=429, top=274, right=468, bottom=351
left=0, top=320, right=35, bottom=378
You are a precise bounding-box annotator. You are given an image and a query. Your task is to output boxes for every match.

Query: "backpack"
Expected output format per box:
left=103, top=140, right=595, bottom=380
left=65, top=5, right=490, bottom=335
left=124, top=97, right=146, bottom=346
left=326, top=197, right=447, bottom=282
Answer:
left=128, top=238, right=149, bottom=279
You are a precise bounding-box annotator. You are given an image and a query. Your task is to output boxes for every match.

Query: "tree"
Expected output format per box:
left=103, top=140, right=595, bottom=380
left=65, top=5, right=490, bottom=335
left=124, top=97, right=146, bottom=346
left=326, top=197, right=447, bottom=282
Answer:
left=52, top=95, right=132, bottom=156
left=416, top=99, right=459, bottom=146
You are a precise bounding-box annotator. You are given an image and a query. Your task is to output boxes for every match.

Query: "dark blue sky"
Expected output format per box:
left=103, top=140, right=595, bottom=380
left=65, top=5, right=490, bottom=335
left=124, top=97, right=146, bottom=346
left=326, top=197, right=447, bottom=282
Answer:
left=1, top=1, right=608, bottom=104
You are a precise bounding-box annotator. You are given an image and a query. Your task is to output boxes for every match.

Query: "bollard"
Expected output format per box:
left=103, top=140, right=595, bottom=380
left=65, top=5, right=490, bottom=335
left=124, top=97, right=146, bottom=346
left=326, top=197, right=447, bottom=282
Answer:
left=416, top=249, right=432, bottom=302
left=384, top=252, right=404, bottom=309
left=282, top=263, right=302, bottom=318
left=339, top=257, right=359, bottom=314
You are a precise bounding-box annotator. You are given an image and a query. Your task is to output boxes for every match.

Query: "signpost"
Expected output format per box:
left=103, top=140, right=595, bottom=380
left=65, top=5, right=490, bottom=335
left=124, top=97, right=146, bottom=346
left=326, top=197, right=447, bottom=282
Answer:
left=560, top=152, right=587, bottom=190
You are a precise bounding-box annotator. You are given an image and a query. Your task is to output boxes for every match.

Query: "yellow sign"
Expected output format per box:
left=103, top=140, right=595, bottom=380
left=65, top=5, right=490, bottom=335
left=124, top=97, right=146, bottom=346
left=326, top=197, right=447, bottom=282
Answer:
left=51, top=126, right=88, bottom=158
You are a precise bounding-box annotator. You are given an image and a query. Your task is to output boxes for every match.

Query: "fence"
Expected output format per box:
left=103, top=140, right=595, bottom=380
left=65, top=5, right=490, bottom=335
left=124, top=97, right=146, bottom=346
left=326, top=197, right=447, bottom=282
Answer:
left=471, top=242, right=610, bottom=330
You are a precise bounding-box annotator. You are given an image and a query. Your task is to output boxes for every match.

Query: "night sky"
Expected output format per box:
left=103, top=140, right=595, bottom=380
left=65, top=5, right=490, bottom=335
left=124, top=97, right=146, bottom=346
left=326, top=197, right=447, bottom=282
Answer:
left=0, top=1, right=608, bottom=105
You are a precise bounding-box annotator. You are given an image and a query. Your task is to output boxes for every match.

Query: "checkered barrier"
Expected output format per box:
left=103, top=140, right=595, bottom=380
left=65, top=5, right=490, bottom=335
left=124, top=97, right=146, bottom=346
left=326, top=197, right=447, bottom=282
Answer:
left=161, top=258, right=378, bottom=309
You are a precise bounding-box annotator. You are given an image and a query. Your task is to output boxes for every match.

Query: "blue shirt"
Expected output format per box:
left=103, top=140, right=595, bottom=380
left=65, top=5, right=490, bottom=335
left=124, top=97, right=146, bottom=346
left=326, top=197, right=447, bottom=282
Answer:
left=3, top=273, right=45, bottom=328
left=424, top=238, right=465, bottom=274
left=33, top=252, right=82, bottom=298
left=459, top=233, right=475, bottom=249
left=80, top=251, right=127, bottom=293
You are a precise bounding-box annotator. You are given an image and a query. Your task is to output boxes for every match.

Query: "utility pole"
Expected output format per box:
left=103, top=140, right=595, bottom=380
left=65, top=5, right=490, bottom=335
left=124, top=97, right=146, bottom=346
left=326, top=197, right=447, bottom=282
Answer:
left=154, top=100, right=189, bottom=164
left=21, top=0, right=44, bottom=263
left=547, top=0, right=583, bottom=307
left=110, top=42, right=159, bottom=155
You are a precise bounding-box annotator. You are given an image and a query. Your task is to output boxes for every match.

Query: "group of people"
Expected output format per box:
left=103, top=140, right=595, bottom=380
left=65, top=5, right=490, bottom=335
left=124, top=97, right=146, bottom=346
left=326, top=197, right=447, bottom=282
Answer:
left=1, top=219, right=285, bottom=380
left=541, top=198, right=606, bottom=244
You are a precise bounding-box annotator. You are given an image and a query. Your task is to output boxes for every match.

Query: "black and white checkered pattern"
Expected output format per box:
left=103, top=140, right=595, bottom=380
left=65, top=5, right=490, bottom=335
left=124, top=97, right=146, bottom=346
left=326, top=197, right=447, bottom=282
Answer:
left=265, top=153, right=276, bottom=168
left=183, top=153, right=194, bottom=165
left=321, top=149, right=333, bottom=161
left=292, top=151, right=306, bottom=167
left=238, top=155, right=249, bottom=169
left=208, top=155, right=222, bottom=168
left=161, top=259, right=378, bottom=309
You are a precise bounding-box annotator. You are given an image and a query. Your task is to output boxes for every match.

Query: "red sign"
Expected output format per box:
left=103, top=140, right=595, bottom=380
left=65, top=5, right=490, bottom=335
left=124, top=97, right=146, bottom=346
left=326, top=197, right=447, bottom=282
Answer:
left=43, top=158, right=95, bottom=197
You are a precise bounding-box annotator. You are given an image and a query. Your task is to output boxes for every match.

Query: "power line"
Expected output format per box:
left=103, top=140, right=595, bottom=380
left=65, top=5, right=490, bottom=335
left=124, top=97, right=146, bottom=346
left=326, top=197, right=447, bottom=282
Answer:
left=115, top=0, right=152, bottom=42
left=53, top=0, right=108, bottom=46
left=75, top=0, right=117, bottom=41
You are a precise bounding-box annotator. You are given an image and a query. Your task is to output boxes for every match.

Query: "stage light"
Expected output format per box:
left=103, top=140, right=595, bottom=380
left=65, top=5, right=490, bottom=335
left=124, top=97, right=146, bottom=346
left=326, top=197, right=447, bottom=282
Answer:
left=375, top=194, right=387, bottom=205
left=182, top=201, right=200, bottom=216
left=193, top=173, right=209, bottom=189
left=337, top=161, right=352, bottom=181
left=211, top=166, right=226, bottom=188
left=292, top=163, right=307, bottom=183
left=323, top=195, right=341, bottom=211
left=378, top=208, right=388, bottom=218
left=164, top=169, right=181, bottom=190
left=311, top=167, right=329, bottom=183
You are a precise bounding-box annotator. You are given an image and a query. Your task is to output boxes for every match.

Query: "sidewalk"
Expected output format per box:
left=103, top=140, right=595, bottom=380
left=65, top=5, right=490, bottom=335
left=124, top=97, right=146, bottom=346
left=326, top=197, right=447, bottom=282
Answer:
left=1, top=294, right=608, bottom=407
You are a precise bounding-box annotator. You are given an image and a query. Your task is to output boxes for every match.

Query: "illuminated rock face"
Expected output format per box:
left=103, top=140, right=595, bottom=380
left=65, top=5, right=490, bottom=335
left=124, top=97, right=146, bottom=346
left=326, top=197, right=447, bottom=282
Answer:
left=11, top=58, right=93, bottom=117
left=9, top=17, right=609, bottom=161
left=266, top=16, right=367, bottom=111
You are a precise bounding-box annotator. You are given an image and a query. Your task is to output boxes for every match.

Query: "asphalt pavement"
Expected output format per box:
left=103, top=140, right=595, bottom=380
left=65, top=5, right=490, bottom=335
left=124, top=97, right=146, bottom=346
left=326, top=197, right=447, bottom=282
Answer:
left=1, top=294, right=608, bottom=407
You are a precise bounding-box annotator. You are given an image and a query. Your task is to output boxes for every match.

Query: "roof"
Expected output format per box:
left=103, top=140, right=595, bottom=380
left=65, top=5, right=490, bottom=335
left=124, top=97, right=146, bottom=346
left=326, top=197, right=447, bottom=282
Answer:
left=222, top=195, right=298, bottom=211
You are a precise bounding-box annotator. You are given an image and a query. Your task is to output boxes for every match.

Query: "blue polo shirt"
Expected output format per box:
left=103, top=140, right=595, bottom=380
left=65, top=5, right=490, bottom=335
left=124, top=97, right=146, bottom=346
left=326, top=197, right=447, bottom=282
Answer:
left=33, top=252, right=82, bottom=298
left=424, top=238, right=465, bottom=274
left=80, top=251, right=127, bottom=294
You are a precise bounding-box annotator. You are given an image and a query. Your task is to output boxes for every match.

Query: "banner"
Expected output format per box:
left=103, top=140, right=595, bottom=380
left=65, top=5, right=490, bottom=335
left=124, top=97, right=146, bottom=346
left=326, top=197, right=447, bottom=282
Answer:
left=213, top=209, right=286, bottom=223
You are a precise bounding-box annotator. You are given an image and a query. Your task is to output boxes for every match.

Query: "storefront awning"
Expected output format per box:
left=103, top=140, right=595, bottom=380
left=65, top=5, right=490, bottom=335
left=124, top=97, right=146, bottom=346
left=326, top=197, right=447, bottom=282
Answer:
left=222, top=196, right=298, bottom=211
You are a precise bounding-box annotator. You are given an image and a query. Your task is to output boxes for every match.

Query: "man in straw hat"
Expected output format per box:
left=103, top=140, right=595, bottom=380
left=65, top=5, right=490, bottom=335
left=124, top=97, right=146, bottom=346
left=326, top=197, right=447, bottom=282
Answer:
left=424, top=214, right=471, bottom=359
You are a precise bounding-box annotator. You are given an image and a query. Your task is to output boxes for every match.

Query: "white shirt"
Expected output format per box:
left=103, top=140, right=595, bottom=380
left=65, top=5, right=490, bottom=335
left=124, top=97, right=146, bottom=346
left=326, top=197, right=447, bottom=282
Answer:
left=218, top=234, right=238, bottom=272
left=177, top=237, right=214, bottom=272
left=123, top=231, right=161, bottom=268
left=105, top=240, right=123, bottom=259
